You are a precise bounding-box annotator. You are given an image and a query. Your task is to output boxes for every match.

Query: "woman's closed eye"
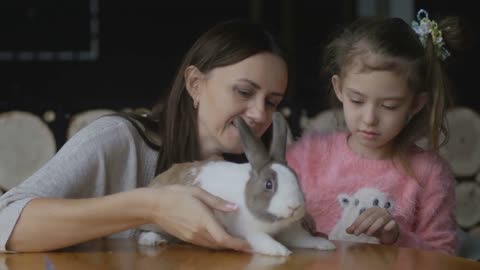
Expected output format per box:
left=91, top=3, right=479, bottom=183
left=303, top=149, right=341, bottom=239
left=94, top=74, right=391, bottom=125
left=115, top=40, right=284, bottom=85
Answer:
left=234, top=87, right=253, bottom=98
left=266, top=98, right=279, bottom=108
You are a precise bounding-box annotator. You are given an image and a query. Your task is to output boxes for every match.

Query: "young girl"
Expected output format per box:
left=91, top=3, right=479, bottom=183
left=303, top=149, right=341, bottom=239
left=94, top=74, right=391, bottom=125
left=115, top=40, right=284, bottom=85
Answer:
left=287, top=10, right=471, bottom=255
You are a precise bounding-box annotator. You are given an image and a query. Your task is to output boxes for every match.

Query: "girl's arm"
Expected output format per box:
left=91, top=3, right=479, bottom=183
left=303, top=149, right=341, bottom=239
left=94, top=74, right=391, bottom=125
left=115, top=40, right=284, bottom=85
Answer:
left=397, top=157, right=457, bottom=255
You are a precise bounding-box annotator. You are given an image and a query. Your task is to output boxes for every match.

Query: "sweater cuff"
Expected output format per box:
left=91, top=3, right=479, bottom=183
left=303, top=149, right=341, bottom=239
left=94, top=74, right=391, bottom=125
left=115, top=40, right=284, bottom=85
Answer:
left=0, top=198, right=34, bottom=253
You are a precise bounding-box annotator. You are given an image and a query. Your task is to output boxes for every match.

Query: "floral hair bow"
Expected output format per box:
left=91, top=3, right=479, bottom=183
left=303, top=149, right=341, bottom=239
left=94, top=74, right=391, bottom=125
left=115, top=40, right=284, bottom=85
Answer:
left=411, top=9, right=450, bottom=60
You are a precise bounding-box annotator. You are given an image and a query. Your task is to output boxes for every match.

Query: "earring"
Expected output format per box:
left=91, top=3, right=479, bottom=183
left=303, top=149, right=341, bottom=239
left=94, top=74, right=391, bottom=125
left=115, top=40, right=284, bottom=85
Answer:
left=193, top=99, right=199, bottom=109
left=406, top=114, right=413, bottom=124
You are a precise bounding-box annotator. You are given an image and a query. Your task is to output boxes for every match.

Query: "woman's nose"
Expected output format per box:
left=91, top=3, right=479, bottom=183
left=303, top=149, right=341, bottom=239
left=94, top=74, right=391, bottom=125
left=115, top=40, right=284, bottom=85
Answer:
left=246, top=99, right=267, bottom=125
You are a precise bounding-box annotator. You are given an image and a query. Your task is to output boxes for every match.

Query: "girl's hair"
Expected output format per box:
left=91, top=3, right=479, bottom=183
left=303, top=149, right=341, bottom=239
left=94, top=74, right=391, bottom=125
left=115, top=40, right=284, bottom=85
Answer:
left=126, top=19, right=286, bottom=174
left=322, top=14, right=472, bottom=176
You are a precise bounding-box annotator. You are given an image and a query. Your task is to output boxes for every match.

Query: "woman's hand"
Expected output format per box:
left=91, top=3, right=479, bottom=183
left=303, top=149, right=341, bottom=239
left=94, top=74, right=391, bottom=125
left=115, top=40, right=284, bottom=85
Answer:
left=146, top=184, right=250, bottom=252
left=346, top=207, right=399, bottom=244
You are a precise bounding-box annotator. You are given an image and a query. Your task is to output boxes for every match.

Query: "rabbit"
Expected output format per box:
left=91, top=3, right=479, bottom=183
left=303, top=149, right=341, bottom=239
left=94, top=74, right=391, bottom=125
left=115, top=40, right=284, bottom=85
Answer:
left=137, top=112, right=336, bottom=256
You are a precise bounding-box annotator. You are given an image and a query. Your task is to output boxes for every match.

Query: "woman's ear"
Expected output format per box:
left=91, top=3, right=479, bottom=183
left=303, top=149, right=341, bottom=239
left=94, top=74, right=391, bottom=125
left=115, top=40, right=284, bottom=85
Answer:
left=410, top=91, right=428, bottom=115
left=331, top=74, right=343, bottom=103
left=184, top=65, right=204, bottom=100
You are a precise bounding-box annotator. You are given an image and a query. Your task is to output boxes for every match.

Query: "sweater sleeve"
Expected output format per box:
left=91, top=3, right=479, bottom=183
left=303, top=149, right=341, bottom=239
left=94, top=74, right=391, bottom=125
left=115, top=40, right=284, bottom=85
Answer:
left=286, top=133, right=312, bottom=182
left=0, top=116, right=143, bottom=252
left=396, top=155, right=457, bottom=255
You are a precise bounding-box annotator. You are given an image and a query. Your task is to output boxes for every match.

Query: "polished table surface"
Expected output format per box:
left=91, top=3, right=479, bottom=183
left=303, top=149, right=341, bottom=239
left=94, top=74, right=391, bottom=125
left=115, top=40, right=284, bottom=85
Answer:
left=1, top=239, right=479, bottom=270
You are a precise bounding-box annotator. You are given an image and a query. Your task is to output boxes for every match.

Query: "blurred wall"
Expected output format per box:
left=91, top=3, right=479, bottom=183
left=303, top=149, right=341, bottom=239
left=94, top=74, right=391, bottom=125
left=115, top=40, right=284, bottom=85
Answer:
left=1, top=0, right=478, bottom=146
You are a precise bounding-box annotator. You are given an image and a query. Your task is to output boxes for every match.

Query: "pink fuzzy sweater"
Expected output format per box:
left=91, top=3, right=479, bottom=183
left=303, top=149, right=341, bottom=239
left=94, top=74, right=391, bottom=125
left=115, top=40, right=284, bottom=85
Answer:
left=286, top=131, right=457, bottom=255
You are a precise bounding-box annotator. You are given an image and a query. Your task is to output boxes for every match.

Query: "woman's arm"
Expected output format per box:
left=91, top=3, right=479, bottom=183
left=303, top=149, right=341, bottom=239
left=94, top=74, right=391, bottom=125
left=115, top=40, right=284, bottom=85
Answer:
left=7, top=188, right=150, bottom=252
left=8, top=185, right=250, bottom=252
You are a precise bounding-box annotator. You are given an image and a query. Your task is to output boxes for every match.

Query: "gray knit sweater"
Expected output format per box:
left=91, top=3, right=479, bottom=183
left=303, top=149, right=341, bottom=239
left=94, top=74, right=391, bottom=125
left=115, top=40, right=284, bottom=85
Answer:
left=0, top=116, right=159, bottom=252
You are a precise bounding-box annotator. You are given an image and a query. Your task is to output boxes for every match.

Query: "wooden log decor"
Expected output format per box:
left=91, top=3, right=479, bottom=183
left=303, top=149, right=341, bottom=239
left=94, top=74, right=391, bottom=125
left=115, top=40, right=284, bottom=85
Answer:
left=299, top=108, right=346, bottom=133
left=0, top=111, right=56, bottom=190
left=471, top=226, right=480, bottom=239
left=456, top=181, right=480, bottom=229
left=440, top=107, right=480, bottom=177
left=67, top=109, right=116, bottom=139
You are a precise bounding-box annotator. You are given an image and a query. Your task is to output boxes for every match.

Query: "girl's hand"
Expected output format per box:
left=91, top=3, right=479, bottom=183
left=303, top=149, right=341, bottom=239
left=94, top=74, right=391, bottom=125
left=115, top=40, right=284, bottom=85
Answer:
left=346, top=207, right=399, bottom=244
left=146, top=185, right=251, bottom=252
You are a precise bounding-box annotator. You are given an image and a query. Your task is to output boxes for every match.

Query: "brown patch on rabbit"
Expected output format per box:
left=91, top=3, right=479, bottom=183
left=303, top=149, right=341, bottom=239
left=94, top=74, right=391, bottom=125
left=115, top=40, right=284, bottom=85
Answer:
left=149, top=156, right=223, bottom=187
left=149, top=161, right=203, bottom=187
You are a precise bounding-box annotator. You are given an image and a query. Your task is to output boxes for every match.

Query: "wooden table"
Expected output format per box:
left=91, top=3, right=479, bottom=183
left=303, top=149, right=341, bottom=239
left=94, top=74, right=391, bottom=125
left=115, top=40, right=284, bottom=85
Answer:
left=1, top=239, right=479, bottom=270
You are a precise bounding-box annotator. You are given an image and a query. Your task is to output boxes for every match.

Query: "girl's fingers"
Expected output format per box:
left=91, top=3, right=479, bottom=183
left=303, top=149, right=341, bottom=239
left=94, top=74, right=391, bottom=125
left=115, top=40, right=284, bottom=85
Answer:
left=366, top=216, right=391, bottom=236
left=383, top=219, right=396, bottom=231
left=347, top=208, right=377, bottom=233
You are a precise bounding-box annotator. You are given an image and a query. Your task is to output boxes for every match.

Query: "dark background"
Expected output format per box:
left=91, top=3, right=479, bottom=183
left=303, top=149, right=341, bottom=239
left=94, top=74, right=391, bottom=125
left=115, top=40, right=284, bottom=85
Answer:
left=1, top=0, right=478, bottom=149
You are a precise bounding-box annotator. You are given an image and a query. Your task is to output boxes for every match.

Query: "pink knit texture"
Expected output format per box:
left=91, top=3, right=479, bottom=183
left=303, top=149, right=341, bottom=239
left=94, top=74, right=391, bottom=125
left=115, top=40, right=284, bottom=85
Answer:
left=286, top=131, right=457, bottom=255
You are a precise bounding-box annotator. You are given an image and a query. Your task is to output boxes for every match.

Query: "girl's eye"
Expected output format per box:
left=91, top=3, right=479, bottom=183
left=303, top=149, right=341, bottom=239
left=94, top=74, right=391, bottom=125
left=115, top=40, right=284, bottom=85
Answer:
left=350, top=99, right=363, bottom=104
left=382, top=105, right=398, bottom=110
left=265, top=179, right=274, bottom=190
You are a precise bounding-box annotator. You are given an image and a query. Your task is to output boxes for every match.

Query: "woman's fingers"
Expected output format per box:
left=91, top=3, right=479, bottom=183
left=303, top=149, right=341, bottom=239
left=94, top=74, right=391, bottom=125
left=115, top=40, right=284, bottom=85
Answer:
left=171, top=186, right=249, bottom=251
left=206, top=221, right=250, bottom=251
left=192, top=187, right=238, bottom=212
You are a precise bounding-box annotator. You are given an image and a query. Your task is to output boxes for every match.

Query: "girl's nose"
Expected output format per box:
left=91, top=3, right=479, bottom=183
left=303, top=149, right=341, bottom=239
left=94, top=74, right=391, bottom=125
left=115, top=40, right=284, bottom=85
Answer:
left=363, top=106, right=379, bottom=126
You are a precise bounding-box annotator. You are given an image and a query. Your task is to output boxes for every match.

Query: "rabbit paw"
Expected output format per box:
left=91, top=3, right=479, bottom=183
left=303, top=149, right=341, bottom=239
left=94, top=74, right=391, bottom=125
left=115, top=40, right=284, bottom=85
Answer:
left=247, top=233, right=292, bottom=256
left=252, top=242, right=292, bottom=257
left=138, top=232, right=168, bottom=246
left=311, top=238, right=336, bottom=250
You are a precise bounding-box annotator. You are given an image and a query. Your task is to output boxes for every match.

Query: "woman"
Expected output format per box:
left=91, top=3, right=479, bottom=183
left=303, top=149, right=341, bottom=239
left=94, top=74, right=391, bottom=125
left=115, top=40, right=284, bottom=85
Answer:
left=0, top=19, right=288, bottom=252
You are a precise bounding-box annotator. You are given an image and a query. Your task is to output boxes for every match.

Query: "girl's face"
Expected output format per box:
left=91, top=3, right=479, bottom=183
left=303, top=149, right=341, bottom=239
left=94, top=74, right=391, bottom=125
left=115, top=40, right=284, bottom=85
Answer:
left=187, top=52, right=288, bottom=158
left=332, top=66, right=426, bottom=159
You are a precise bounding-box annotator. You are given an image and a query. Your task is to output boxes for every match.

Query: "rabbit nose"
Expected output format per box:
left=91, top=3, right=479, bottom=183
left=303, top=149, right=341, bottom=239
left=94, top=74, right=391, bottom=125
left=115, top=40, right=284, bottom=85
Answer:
left=288, top=204, right=300, bottom=212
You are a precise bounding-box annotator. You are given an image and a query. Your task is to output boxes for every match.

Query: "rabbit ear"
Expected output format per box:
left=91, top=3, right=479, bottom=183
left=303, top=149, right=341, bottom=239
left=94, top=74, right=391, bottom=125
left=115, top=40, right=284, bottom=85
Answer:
left=234, top=116, right=269, bottom=171
left=269, top=112, right=288, bottom=164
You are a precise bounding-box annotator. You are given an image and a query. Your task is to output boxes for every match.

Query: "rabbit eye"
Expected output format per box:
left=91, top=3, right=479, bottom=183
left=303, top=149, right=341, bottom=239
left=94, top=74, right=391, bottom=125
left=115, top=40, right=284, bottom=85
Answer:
left=373, top=198, right=379, bottom=206
left=384, top=201, right=391, bottom=208
left=265, top=179, right=274, bottom=190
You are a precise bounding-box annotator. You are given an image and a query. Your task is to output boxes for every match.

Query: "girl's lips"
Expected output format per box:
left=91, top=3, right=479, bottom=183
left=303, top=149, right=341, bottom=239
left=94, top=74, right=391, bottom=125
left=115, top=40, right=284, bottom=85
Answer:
left=359, top=130, right=379, bottom=139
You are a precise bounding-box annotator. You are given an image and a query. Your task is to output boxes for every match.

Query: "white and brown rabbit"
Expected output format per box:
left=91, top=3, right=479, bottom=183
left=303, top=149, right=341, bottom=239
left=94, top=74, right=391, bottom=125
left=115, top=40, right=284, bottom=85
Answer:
left=138, top=112, right=335, bottom=256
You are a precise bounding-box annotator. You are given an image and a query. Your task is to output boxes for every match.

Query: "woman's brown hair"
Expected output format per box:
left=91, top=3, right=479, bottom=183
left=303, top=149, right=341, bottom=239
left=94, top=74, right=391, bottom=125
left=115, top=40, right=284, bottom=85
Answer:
left=125, top=20, right=286, bottom=174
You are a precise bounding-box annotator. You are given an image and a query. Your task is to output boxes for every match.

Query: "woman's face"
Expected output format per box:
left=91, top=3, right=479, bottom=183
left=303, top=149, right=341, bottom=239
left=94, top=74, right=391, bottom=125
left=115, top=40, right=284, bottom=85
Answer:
left=187, top=52, right=288, bottom=158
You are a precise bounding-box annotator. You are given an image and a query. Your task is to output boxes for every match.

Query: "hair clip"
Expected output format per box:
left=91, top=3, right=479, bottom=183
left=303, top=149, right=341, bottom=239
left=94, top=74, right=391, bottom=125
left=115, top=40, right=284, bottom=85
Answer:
left=411, top=9, right=450, bottom=60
